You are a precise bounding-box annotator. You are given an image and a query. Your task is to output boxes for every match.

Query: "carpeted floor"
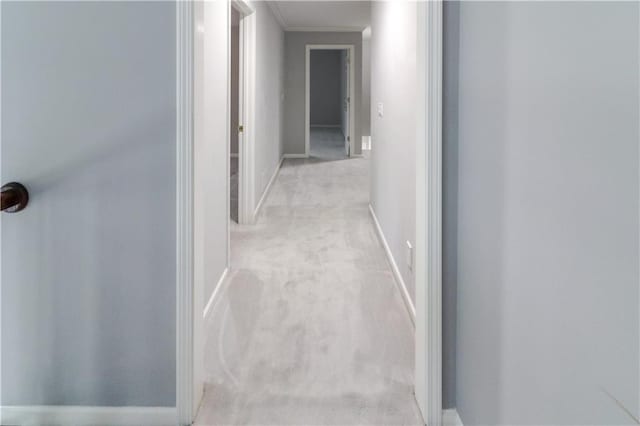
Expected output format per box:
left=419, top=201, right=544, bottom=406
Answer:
left=195, top=153, right=422, bottom=425
left=309, top=127, right=349, bottom=161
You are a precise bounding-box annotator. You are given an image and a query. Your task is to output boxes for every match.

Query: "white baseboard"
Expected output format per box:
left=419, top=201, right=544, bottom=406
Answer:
left=368, top=204, right=416, bottom=325
left=283, top=153, right=308, bottom=159
left=1, top=406, right=176, bottom=426
left=203, top=267, right=229, bottom=319
left=253, top=156, right=284, bottom=221
left=442, top=409, right=463, bottom=426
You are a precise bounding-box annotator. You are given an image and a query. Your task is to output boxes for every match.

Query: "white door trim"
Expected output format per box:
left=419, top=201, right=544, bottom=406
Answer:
left=235, top=0, right=256, bottom=224
left=178, top=2, right=444, bottom=425
left=176, top=1, right=194, bottom=425
left=415, top=1, right=444, bottom=425
left=305, top=44, right=356, bottom=158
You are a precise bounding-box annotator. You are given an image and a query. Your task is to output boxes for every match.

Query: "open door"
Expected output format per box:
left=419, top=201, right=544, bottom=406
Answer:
left=342, top=50, right=351, bottom=156
left=1, top=2, right=177, bottom=424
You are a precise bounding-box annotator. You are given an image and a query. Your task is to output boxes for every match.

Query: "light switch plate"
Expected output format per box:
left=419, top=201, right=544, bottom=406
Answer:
left=406, top=240, right=413, bottom=271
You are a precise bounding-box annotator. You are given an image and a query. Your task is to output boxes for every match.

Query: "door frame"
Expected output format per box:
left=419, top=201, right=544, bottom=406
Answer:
left=176, top=2, right=444, bottom=425
left=304, top=44, right=355, bottom=158
left=414, top=2, right=444, bottom=425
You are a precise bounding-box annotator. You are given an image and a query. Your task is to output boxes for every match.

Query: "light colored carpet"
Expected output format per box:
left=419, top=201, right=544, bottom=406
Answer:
left=195, top=154, right=422, bottom=425
left=310, top=127, right=348, bottom=161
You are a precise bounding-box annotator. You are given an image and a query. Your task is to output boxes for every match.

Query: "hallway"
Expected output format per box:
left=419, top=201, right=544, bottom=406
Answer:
left=195, top=155, right=422, bottom=424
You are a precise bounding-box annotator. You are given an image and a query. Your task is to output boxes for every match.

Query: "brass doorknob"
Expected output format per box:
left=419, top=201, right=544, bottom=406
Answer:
left=1, top=182, right=29, bottom=213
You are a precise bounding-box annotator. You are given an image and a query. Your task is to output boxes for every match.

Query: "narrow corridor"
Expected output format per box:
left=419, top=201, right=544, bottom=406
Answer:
left=195, top=155, right=422, bottom=424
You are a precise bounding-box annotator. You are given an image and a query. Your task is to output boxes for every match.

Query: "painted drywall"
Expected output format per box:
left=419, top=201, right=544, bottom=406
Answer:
left=1, top=1, right=176, bottom=406
left=450, top=2, right=639, bottom=424
left=253, top=1, right=285, bottom=209
left=283, top=32, right=363, bottom=156
left=361, top=27, right=371, bottom=138
left=442, top=0, right=459, bottom=411
left=310, top=50, right=342, bottom=126
left=193, top=0, right=230, bottom=412
left=369, top=1, right=417, bottom=303
left=194, top=0, right=229, bottom=320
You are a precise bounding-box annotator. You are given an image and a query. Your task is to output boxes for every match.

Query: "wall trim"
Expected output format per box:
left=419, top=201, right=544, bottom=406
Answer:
left=442, top=409, right=464, bottom=426
left=369, top=204, right=416, bottom=325
left=414, top=1, right=444, bottom=425
left=1, top=406, right=177, bottom=426
left=283, top=153, right=308, bottom=159
left=265, top=1, right=286, bottom=29
left=176, top=1, right=194, bottom=424
left=253, top=156, right=284, bottom=222
left=203, top=268, right=229, bottom=319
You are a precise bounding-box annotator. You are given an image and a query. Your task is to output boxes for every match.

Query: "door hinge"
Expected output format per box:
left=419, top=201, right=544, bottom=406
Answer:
left=238, top=125, right=244, bottom=133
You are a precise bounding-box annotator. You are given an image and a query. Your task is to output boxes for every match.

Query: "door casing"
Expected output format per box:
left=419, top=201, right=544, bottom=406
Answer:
left=176, top=2, right=445, bottom=425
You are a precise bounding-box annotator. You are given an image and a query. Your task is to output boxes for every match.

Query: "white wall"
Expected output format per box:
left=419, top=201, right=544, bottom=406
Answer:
left=253, top=1, right=285, bottom=211
left=194, top=0, right=229, bottom=318
left=193, top=0, right=230, bottom=412
left=284, top=32, right=363, bottom=156
left=450, top=2, right=640, bottom=424
left=1, top=1, right=176, bottom=406
left=370, top=1, right=418, bottom=304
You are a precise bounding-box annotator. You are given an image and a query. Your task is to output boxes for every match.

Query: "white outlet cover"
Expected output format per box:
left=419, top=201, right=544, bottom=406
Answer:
left=377, top=102, right=384, bottom=117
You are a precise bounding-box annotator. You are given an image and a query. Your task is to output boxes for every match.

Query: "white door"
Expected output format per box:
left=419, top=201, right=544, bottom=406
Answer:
left=1, top=2, right=176, bottom=423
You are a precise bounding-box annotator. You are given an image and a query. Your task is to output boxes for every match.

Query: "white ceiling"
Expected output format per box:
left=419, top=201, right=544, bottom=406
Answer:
left=267, top=1, right=371, bottom=32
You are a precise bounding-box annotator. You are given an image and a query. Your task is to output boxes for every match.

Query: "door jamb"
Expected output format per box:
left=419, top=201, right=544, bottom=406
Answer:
left=414, top=1, right=444, bottom=425
left=305, top=44, right=356, bottom=158
left=177, top=2, right=444, bottom=425
left=176, top=1, right=194, bottom=424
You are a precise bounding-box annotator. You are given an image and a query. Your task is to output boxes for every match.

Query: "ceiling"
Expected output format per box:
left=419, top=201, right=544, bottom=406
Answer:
left=267, top=1, right=371, bottom=32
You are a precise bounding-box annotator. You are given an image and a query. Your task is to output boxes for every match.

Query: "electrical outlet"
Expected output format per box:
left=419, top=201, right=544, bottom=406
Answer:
left=406, top=240, right=413, bottom=271
left=377, top=102, right=384, bottom=118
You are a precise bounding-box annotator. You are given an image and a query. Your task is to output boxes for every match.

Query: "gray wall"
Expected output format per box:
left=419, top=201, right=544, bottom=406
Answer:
left=310, top=50, right=342, bottom=126
left=370, top=1, right=417, bottom=303
left=442, top=1, right=459, bottom=410
left=253, top=1, right=285, bottom=207
left=449, top=2, right=639, bottom=424
left=284, top=32, right=362, bottom=156
left=1, top=1, right=176, bottom=406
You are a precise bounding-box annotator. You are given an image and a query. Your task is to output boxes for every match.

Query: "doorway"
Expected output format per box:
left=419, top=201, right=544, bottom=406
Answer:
left=229, top=6, right=240, bottom=223
left=229, top=1, right=255, bottom=225
left=305, top=45, right=355, bottom=160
